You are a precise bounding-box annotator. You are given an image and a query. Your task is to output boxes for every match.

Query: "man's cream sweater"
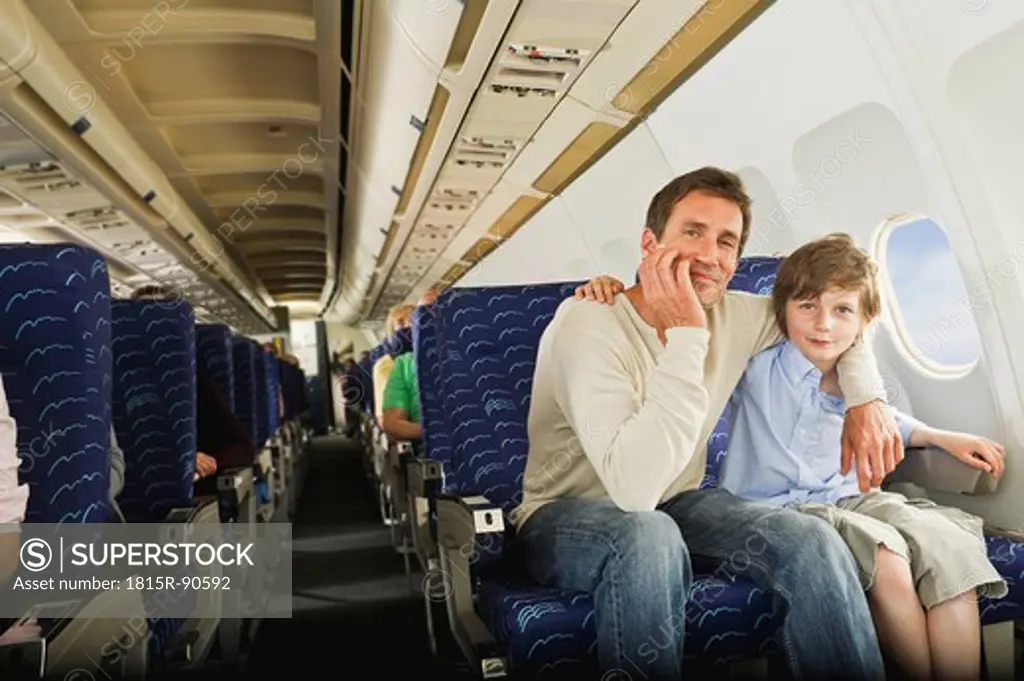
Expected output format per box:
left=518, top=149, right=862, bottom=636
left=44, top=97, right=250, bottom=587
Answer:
left=510, top=292, right=884, bottom=528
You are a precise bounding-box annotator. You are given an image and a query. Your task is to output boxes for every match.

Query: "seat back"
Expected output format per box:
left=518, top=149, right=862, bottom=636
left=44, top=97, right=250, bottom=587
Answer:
left=411, top=303, right=453, bottom=488
left=110, top=299, right=197, bottom=522
left=278, top=361, right=293, bottom=421
left=251, top=341, right=268, bottom=447
left=383, top=329, right=413, bottom=357
left=262, top=350, right=280, bottom=435
left=196, top=324, right=235, bottom=412
left=358, top=355, right=374, bottom=414
left=431, top=283, right=582, bottom=513
left=0, top=244, right=113, bottom=523
left=701, top=256, right=782, bottom=488
left=231, top=337, right=259, bottom=446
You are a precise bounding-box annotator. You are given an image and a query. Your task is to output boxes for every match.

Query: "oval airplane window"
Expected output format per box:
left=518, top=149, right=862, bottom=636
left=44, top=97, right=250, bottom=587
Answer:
left=876, top=216, right=982, bottom=373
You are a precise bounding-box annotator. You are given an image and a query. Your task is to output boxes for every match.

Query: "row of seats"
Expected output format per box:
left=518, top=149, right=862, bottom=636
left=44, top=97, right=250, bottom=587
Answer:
left=354, top=256, right=1024, bottom=678
left=355, top=328, right=418, bottom=572
left=0, top=242, right=311, bottom=679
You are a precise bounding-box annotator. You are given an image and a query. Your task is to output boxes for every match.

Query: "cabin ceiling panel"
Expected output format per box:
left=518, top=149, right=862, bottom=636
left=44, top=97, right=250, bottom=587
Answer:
left=0, top=113, right=265, bottom=332
left=26, top=0, right=343, bottom=307
left=396, top=0, right=773, bottom=309
left=364, top=0, right=639, bottom=320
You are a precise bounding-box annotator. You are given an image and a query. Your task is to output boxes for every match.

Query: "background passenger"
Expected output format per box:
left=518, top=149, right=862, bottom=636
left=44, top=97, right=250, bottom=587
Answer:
left=379, top=291, right=435, bottom=446
left=372, top=304, right=414, bottom=428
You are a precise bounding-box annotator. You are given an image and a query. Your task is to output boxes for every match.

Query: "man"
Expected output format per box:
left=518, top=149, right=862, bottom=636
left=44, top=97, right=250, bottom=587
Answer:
left=373, top=304, right=415, bottom=428
left=379, top=289, right=437, bottom=445
left=511, top=167, right=902, bottom=680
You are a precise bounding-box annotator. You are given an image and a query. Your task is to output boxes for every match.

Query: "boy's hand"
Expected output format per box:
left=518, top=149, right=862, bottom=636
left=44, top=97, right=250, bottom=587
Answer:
left=933, top=431, right=1006, bottom=478
left=574, top=276, right=625, bottom=304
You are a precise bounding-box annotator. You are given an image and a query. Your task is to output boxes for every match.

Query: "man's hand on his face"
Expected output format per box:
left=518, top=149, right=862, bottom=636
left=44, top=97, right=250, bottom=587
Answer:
left=639, top=245, right=706, bottom=332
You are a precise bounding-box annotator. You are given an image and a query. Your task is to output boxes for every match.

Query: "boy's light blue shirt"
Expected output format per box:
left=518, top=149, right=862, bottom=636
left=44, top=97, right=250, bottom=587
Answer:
left=719, top=340, right=923, bottom=507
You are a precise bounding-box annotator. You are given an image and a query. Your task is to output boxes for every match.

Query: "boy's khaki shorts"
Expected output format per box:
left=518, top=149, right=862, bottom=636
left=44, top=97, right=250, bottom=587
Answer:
left=795, top=490, right=1007, bottom=609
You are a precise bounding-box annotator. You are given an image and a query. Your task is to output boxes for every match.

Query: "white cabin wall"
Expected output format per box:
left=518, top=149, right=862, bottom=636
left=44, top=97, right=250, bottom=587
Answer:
left=558, top=123, right=674, bottom=286
left=324, top=322, right=377, bottom=360
left=455, top=198, right=598, bottom=287
left=455, top=0, right=1023, bottom=527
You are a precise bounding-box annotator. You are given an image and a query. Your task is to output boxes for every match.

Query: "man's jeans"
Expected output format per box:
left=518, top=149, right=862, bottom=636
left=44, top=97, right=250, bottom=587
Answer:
left=517, top=487, right=885, bottom=680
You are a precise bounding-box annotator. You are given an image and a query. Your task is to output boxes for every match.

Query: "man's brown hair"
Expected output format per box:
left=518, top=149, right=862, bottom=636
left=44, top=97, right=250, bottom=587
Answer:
left=772, top=233, right=881, bottom=337
left=645, top=167, right=753, bottom=253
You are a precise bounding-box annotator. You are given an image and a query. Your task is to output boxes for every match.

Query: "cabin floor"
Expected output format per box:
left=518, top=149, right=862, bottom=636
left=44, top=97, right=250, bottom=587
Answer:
left=185, top=434, right=472, bottom=679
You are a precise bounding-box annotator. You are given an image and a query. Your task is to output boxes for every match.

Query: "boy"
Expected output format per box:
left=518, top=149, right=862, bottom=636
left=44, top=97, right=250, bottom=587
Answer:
left=574, top=234, right=1007, bottom=681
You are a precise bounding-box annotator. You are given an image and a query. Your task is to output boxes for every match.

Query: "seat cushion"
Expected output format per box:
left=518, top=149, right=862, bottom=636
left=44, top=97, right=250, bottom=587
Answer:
left=477, top=572, right=781, bottom=674
left=262, top=350, right=280, bottom=435
left=981, top=535, right=1024, bottom=625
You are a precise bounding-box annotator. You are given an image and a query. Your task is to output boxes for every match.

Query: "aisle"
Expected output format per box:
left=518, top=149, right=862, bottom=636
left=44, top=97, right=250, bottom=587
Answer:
left=243, top=434, right=465, bottom=677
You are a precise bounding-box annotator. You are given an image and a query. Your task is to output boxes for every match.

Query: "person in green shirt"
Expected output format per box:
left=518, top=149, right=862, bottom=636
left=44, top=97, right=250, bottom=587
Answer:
left=380, top=287, right=436, bottom=444
left=381, top=352, right=420, bottom=442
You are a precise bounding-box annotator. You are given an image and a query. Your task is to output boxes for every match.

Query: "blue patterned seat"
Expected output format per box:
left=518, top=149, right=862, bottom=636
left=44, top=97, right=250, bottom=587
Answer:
left=279, top=362, right=300, bottom=421
left=411, top=304, right=453, bottom=489
left=231, top=337, right=259, bottom=446
left=109, top=298, right=202, bottom=661
left=251, top=342, right=269, bottom=448
left=110, top=299, right=197, bottom=522
left=426, top=279, right=783, bottom=675
left=0, top=244, right=112, bottom=524
left=360, top=352, right=378, bottom=416
left=262, top=350, right=280, bottom=436
left=383, top=329, right=414, bottom=357
left=196, top=324, right=235, bottom=412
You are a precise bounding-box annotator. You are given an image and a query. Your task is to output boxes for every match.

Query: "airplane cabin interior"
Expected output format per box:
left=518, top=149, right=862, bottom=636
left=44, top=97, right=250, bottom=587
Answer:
left=0, top=0, right=1021, bottom=678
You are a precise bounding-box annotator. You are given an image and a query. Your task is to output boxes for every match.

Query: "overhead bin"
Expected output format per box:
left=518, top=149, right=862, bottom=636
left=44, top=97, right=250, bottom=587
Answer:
left=363, top=0, right=640, bottom=314
left=358, top=0, right=449, bottom=201
left=333, top=0, right=519, bottom=321
left=388, top=0, right=464, bottom=70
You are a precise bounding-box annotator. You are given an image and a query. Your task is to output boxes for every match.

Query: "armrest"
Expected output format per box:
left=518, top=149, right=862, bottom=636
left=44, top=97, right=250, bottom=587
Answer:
left=216, top=467, right=254, bottom=498
left=215, top=467, right=255, bottom=523
left=886, top=446, right=999, bottom=495
left=405, top=457, right=443, bottom=499
left=433, top=494, right=507, bottom=678
left=0, top=635, right=45, bottom=678
left=436, top=495, right=504, bottom=543
left=163, top=496, right=220, bottom=524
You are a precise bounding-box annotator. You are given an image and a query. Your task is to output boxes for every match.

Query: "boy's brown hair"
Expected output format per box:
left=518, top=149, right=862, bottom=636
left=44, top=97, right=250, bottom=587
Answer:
left=772, top=233, right=881, bottom=337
